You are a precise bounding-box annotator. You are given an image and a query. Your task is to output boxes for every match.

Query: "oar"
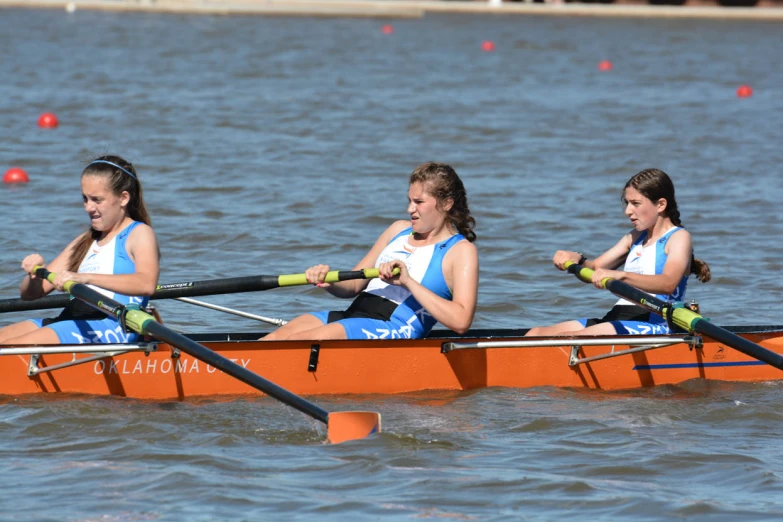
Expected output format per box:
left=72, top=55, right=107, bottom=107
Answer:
left=0, top=268, right=389, bottom=314
left=564, top=261, right=783, bottom=371
left=32, top=266, right=381, bottom=444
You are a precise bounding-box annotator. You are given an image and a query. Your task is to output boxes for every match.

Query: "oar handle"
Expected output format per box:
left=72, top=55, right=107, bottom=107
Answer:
left=277, top=267, right=398, bottom=287
left=564, top=261, right=614, bottom=288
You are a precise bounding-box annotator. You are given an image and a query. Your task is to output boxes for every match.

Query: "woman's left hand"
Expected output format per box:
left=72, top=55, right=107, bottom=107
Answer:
left=379, top=260, right=410, bottom=287
left=52, top=270, right=87, bottom=291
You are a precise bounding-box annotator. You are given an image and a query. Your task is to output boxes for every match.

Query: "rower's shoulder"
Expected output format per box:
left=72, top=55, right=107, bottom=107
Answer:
left=671, top=226, right=691, bottom=239
left=667, top=227, right=692, bottom=247
left=448, top=236, right=478, bottom=258
left=127, top=222, right=158, bottom=243
left=385, top=220, right=411, bottom=236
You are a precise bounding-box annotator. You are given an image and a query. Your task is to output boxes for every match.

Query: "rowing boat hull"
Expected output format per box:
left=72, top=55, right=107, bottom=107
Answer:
left=3, top=327, right=783, bottom=399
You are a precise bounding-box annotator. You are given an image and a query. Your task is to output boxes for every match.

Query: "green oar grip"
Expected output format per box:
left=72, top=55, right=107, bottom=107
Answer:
left=33, top=265, right=74, bottom=292
left=277, top=267, right=400, bottom=287
left=563, top=261, right=612, bottom=288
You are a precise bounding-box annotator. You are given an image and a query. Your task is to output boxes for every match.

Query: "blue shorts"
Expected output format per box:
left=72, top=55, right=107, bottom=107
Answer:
left=30, top=317, right=140, bottom=344
left=310, top=311, right=426, bottom=340
left=577, top=318, right=672, bottom=335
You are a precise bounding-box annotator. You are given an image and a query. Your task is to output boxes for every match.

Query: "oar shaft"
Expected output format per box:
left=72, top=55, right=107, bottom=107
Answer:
left=34, top=267, right=329, bottom=423
left=565, top=262, right=783, bottom=371
left=142, top=321, right=329, bottom=423
left=0, top=268, right=388, bottom=314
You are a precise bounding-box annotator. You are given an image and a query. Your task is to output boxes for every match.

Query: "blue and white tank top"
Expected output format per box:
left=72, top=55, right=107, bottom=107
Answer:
left=616, top=226, right=688, bottom=306
left=76, top=221, right=149, bottom=308
left=364, top=227, right=464, bottom=334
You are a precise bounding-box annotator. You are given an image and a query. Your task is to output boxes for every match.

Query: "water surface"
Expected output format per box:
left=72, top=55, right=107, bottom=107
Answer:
left=1, top=8, right=782, bottom=520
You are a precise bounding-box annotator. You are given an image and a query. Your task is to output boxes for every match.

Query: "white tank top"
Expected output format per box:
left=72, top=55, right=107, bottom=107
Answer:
left=616, top=226, right=688, bottom=306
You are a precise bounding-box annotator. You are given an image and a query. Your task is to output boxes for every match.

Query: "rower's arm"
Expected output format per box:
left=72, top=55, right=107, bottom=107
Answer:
left=19, top=237, right=79, bottom=300
left=402, top=240, right=479, bottom=335
left=585, top=234, right=632, bottom=270
left=554, top=234, right=630, bottom=273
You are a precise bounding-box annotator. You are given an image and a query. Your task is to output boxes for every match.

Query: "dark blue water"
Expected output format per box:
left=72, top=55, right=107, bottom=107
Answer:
left=2, top=7, right=783, bottom=520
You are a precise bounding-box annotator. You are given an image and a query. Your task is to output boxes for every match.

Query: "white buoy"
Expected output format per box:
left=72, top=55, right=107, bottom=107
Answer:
left=65, top=2, right=76, bottom=12
left=488, top=0, right=502, bottom=7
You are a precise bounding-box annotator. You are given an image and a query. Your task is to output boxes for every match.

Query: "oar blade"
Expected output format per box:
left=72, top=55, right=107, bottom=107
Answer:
left=327, top=411, right=382, bottom=444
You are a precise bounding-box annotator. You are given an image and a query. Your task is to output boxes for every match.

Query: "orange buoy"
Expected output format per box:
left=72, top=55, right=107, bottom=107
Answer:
left=481, top=41, right=495, bottom=52
left=598, top=60, right=613, bottom=71
left=736, top=85, right=753, bottom=98
left=381, top=24, right=394, bottom=35
left=3, top=167, right=29, bottom=184
left=38, top=112, right=59, bottom=128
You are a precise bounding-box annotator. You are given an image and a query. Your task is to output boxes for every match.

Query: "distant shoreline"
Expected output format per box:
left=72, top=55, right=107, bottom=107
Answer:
left=3, top=0, right=783, bottom=20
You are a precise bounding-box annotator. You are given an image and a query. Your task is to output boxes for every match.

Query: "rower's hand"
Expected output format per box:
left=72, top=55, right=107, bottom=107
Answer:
left=305, top=264, right=331, bottom=288
left=591, top=268, right=623, bottom=289
left=21, top=254, right=46, bottom=278
left=379, top=260, right=409, bottom=287
left=553, top=250, right=581, bottom=271
left=52, top=270, right=87, bottom=291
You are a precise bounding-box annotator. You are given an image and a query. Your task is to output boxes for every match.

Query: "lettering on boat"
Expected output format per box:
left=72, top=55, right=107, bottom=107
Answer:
left=93, top=358, right=251, bottom=375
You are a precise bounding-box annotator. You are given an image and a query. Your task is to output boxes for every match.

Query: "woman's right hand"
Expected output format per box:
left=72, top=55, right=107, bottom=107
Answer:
left=305, top=264, right=331, bottom=288
left=21, top=254, right=46, bottom=278
left=552, top=250, right=581, bottom=271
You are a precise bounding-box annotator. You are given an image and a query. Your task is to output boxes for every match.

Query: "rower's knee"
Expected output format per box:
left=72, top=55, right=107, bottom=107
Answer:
left=525, top=326, right=543, bottom=337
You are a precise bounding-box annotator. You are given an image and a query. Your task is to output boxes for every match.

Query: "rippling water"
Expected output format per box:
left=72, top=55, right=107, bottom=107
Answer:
left=2, top=7, right=783, bottom=520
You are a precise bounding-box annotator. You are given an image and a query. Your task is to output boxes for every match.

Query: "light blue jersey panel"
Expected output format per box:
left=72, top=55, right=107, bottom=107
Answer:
left=77, top=221, right=149, bottom=308
left=617, top=227, right=688, bottom=310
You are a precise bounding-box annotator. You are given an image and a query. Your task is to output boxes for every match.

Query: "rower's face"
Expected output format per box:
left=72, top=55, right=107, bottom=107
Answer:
left=623, top=186, right=665, bottom=231
left=81, top=175, right=129, bottom=232
left=407, top=182, right=443, bottom=233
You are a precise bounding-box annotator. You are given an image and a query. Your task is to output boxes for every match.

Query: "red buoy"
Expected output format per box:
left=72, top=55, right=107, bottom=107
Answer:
left=381, top=24, right=394, bottom=35
left=481, top=41, right=495, bottom=52
left=736, top=85, right=753, bottom=98
left=3, top=167, right=29, bottom=184
left=598, top=60, right=613, bottom=72
left=38, top=112, right=59, bottom=128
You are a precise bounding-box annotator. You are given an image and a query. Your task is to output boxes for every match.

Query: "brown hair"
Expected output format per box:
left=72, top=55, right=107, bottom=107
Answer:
left=410, top=162, right=476, bottom=243
left=624, top=168, right=710, bottom=283
left=67, top=156, right=154, bottom=272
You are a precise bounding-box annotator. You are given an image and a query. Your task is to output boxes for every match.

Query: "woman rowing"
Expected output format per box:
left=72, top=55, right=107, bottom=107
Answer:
left=263, top=161, right=479, bottom=341
left=525, top=168, right=710, bottom=337
left=0, top=156, right=160, bottom=345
